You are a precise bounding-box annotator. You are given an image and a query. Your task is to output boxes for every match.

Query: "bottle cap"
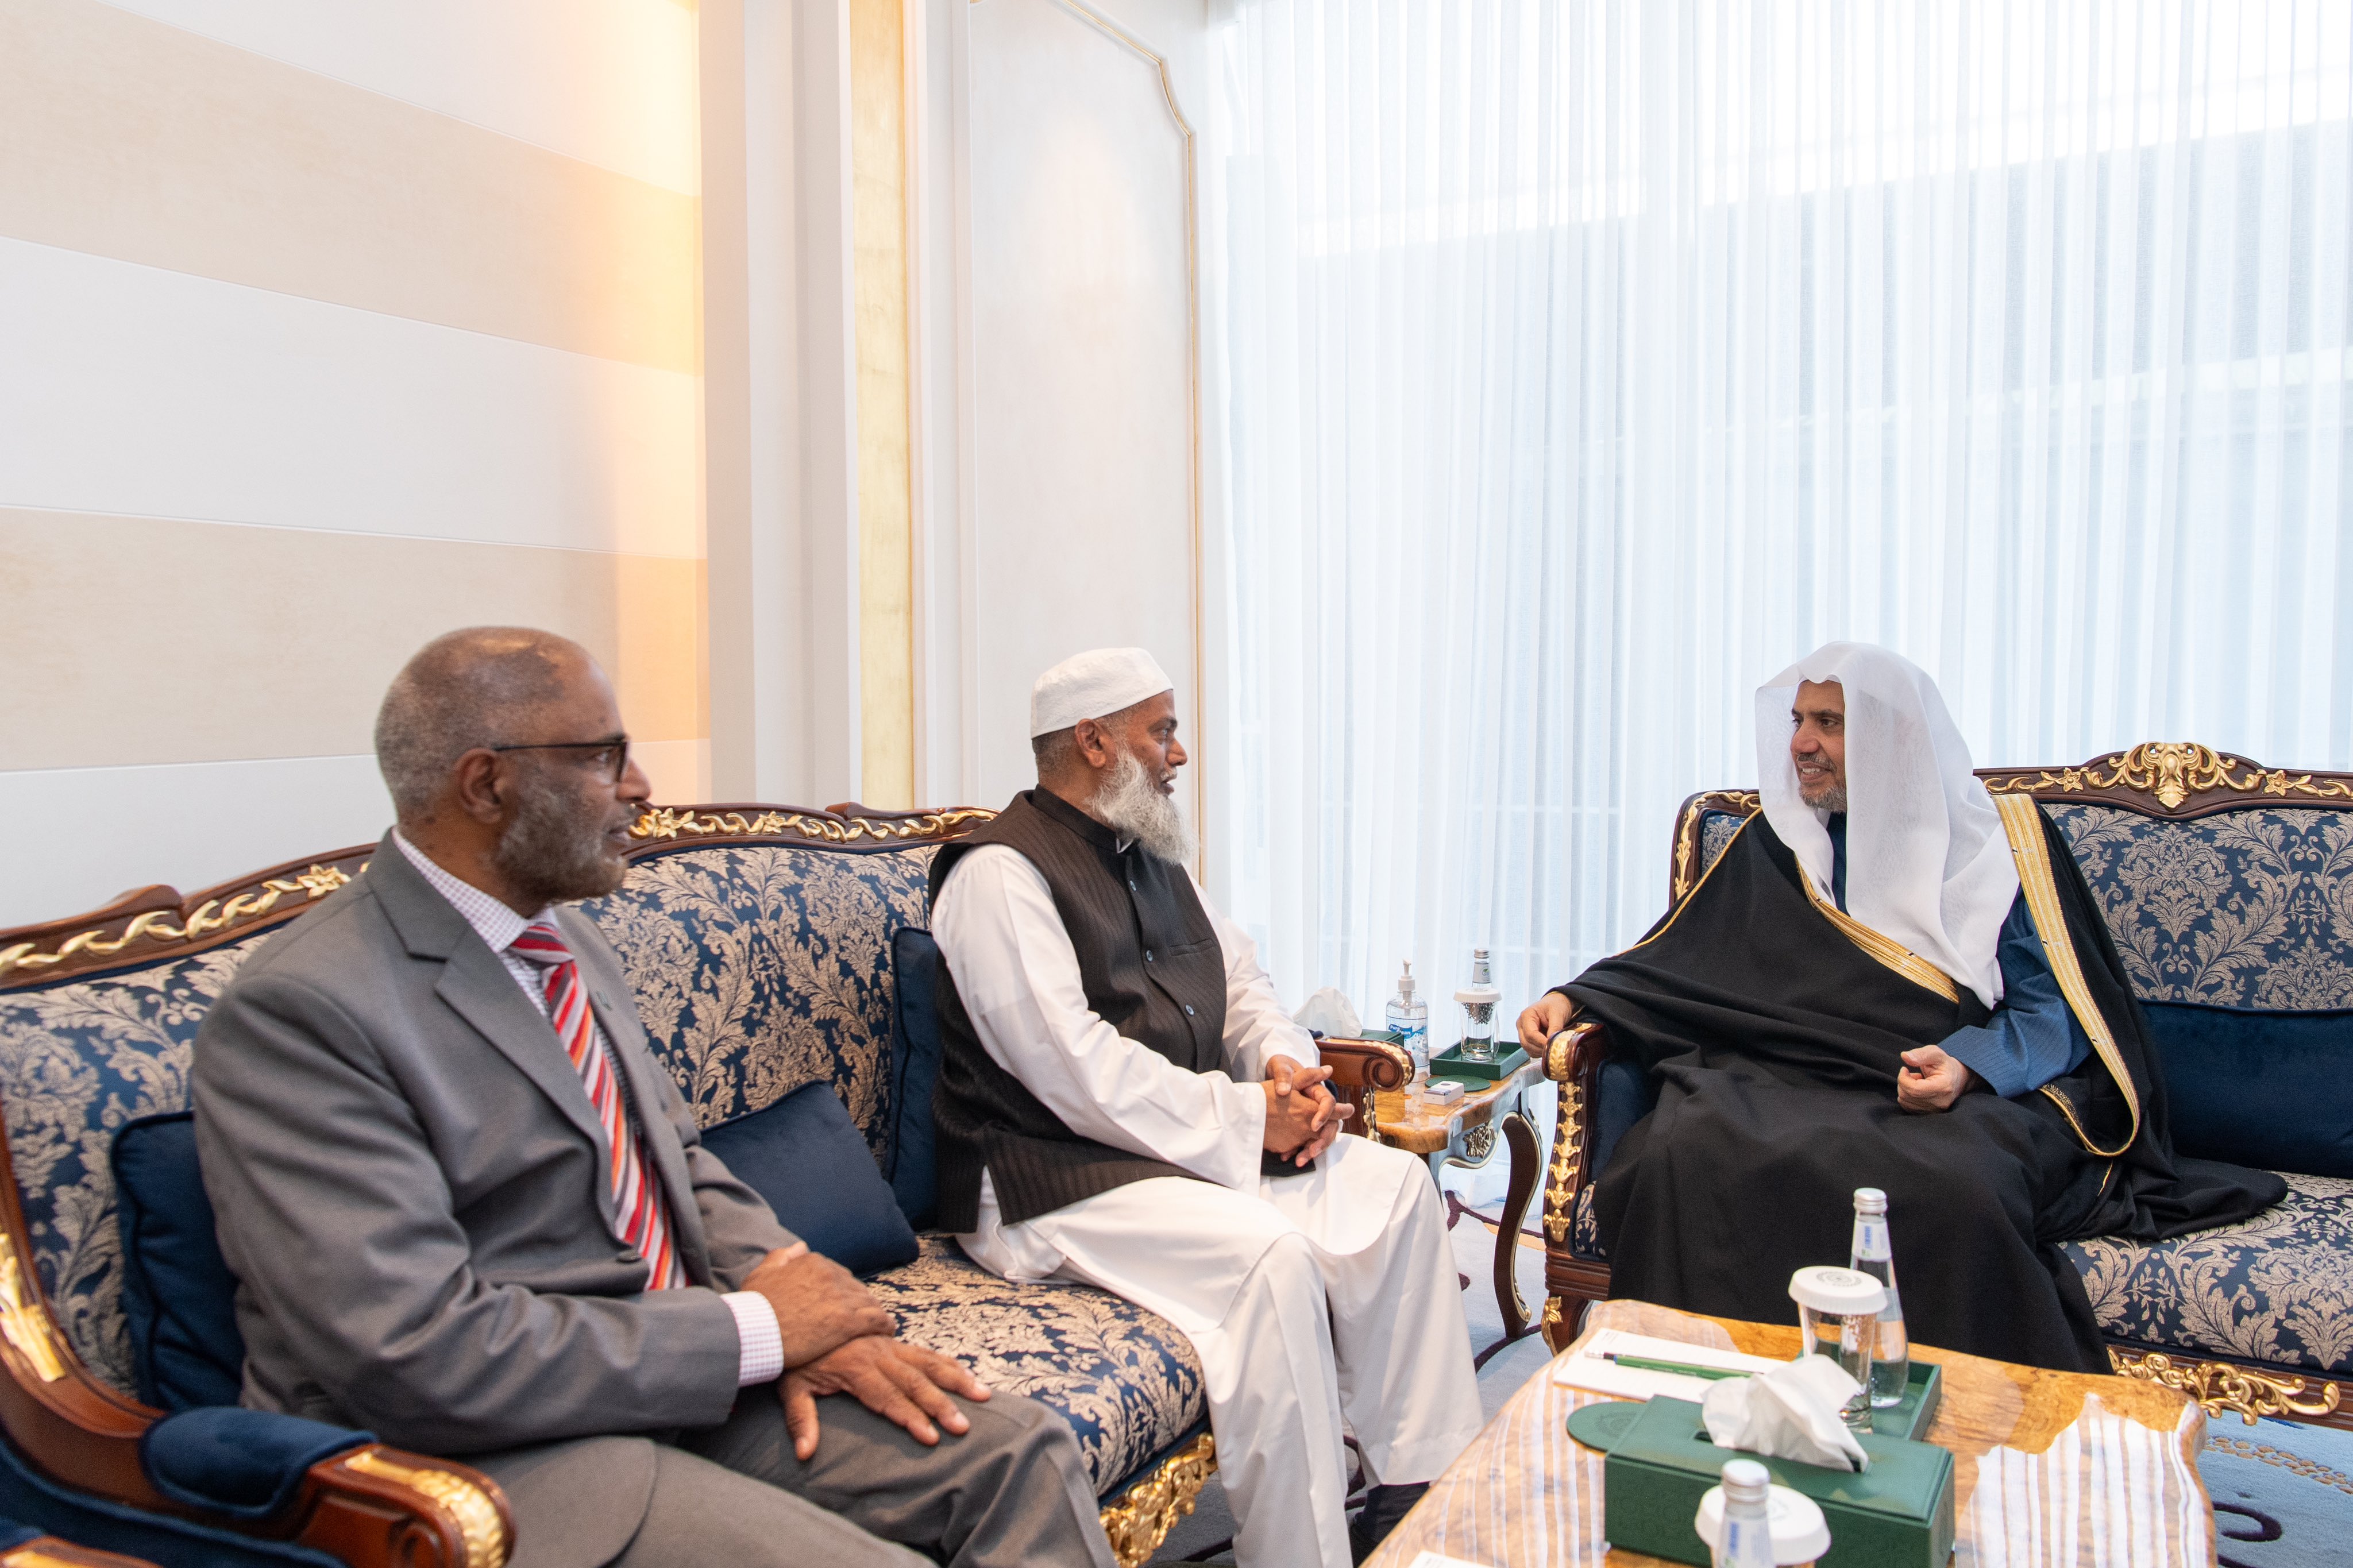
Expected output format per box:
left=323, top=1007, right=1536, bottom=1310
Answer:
left=1853, top=1187, right=1888, bottom=1215
left=1788, top=1264, right=1887, bottom=1318
left=1694, top=1481, right=1831, bottom=1565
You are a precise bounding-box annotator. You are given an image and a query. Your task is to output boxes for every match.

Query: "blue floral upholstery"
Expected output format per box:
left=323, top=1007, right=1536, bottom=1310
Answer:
left=2045, top=804, right=2353, bottom=1009
left=580, top=843, right=938, bottom=1149
left=0, top=832, right=1212, bottom=1512
left=2064, top=1174, right=2353, bottom=1376
left=1697, top=810, right=1748, bottom=883
left=0, top=938, right=273, bottom=1395
left=872, top=1237, right=1205, bottom=1494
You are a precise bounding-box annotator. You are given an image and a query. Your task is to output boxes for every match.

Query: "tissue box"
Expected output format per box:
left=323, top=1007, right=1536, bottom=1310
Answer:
left=1579, top=1396, right=1955, bottom=1567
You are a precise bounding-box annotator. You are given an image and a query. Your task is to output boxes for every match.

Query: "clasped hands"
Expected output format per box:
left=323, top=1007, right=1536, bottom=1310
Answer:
left=1262, top=1054, right=1351, bottom=1167
left=740, top=1242, right=985, bottom=1461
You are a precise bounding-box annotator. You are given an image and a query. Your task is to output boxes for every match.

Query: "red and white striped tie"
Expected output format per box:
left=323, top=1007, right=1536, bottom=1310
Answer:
left=509, top=921, right=684, bottom=1289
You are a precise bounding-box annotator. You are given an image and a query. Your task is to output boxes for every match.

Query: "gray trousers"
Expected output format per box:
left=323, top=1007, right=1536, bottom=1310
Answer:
left=478, top=1387, right=1113, bottom=1568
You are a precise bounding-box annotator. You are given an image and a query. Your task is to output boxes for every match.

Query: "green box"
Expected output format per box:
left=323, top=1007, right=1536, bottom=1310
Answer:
left=1570, top=1396, right=1955, bottom=1567
left=1428, top=1041, right=1527, bottom=1083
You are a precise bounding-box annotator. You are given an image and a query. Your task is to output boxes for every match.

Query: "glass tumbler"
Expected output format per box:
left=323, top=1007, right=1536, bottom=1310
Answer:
left=1787, top=1265, right=1887, bottom=1431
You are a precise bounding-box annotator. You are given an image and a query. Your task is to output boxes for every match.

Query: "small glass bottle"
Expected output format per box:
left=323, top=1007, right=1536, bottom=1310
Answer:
left=1456, top=948, right=1500, bottom=1063
left=1849, top=1187, right=1910, bottom=1409
left=1386, top=960, right=1429, bottom=1082
left=1713, top=1459, right=1777, bottom=1568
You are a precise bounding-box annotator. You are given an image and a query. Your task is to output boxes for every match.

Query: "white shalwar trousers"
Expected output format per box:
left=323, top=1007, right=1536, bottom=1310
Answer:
left=960, top=1136, right=1482, bottom=1568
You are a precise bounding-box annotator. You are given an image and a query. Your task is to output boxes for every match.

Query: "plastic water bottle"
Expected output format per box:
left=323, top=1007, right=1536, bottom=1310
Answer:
left=1850, top=1187, right=1910, bottom=1408
left=1714, top=1459, right=1777, bottom=1568
left=1387, top=961, right=1429, bottom=1081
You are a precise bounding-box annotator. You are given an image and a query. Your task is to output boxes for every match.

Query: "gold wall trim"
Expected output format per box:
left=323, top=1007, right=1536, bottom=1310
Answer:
left=851, top=0, right=917, bottom=810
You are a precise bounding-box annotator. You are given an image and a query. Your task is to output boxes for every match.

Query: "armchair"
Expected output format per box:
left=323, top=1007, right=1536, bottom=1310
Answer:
left=1538, top=745, right=2353, bottom=1433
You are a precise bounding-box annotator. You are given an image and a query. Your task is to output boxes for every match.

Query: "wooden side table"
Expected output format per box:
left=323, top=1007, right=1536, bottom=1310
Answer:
left=1366, top=1299, right=2216, bottom=1568
left=1371, top=1055, right=1547, bottom=1342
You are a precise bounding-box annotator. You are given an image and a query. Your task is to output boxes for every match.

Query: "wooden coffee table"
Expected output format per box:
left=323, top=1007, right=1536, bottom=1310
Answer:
left=1367, top=1299, right=2215, bottom=1567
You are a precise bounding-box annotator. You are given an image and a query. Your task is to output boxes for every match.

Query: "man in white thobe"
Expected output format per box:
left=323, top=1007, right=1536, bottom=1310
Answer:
left=927, top=648, right=1482, bottom=1568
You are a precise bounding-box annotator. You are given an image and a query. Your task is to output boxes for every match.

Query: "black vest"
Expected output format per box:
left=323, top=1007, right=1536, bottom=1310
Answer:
left=928, top=789, right=1228, bottom=1229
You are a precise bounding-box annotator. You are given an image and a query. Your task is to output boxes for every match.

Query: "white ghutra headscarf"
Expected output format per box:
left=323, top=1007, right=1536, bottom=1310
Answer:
left=1755, top=643, right=2019, bottom=1010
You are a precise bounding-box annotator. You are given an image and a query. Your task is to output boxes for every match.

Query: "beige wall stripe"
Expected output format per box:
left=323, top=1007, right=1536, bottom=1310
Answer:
left=0, top=0, right=699, bottom=374
left=1, top=508, right=707, bottom=771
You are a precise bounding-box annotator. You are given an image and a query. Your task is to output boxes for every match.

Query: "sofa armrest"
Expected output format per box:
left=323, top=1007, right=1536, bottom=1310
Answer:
left=1540, top=1024, right=1607, bottom=1248
left=1310, top=1037, right=1413, bottom=1145
left=0, top=1227, right=510, bottom=1568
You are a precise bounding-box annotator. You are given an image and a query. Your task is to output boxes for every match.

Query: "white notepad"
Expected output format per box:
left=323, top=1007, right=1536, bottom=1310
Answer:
left=1550, top=1327, right=1786, bottom=1403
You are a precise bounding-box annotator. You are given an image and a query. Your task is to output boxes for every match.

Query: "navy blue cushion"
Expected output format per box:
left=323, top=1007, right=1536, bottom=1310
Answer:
left=701, top=1084, right=920, bottom=1277
left=0, top=1426, right=342, bottom=1566
left=140, top=1408, right=371, bottom=1520
left=2140, top=1002, right=2353, bottom=1177
left=111, top=1112, right=247, bottom=1411
left=888, top=928, right=945, bottom=1228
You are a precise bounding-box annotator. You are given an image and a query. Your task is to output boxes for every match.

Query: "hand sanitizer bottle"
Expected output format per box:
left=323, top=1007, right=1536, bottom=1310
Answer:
left=1386, top=961, right=1429, bottom=1082
left=1850, top=1187, right=1910, bottom=1408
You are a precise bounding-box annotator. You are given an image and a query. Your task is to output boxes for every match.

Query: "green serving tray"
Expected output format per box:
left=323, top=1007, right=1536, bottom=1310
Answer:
left=1566, top=1393, right=1956, bottom=1568
left=1428, top=1041, right=1527, bottom=1083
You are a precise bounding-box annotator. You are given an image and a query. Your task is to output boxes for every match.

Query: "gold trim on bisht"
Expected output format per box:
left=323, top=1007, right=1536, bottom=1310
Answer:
left=343, top=1451, right=509, bottom=1568
left=1795, top=865, right=1963, bottom=1005
left=1995, top=793, right=2143, bottom=1158
left=1097, top=1432, right=1217, bottom=1568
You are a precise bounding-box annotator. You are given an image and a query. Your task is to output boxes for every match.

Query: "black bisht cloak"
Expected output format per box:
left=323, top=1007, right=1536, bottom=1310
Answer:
left=1561, top=804, right=2283, bottom=1373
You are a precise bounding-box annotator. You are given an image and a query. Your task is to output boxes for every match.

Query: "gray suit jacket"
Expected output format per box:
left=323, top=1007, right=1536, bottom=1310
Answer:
left=192, top=836, right=797, bottom=1457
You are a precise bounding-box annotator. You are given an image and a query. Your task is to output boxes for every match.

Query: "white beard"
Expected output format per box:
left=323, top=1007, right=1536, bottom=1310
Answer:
left=1095, top=750, right=1195, bottom=865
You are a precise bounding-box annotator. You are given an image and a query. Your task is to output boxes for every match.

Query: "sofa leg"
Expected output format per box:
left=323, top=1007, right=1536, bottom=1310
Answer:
left=1097, top=1432, right=1217, bottom=1568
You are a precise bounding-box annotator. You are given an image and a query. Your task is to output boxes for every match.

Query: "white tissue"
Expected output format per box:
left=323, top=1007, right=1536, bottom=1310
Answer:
left=1701, top=1356, right=1872, bottom=1473
left=1291, top=987, right=1364, bottom=1038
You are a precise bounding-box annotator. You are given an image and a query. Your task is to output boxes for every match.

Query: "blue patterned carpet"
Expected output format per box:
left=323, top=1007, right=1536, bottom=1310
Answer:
left=2201, top=1416, right=2353, bottom=1568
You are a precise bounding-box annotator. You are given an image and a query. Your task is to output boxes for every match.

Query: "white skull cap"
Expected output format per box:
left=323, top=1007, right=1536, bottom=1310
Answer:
left=1029, top=648, right=1175, bottom=737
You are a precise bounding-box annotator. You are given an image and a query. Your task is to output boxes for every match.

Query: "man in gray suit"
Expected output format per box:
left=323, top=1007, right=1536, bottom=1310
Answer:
left=194, top=627, right=1112, bottom=1568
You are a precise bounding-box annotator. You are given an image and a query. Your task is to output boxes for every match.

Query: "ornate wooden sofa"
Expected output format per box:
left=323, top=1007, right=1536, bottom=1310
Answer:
left=1540, top=744, right=2353, bottom=1431
left=0, top=802, right=1407, bottom=1567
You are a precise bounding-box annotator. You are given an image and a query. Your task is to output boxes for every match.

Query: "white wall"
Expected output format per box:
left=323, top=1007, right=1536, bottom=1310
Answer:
left=919, top=0, right=1219, bottom=871
left=0, top=0, right=709, bottom=928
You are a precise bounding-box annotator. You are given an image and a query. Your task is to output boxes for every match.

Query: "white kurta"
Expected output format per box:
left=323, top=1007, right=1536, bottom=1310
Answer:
left=934, top=844, right=1483, bottom=1568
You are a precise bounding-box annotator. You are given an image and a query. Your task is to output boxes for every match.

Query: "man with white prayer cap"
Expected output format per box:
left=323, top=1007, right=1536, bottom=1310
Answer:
left=928, top=648, right=1483, bottom=1567
left=1518, top=642, right=2282, bottom=1371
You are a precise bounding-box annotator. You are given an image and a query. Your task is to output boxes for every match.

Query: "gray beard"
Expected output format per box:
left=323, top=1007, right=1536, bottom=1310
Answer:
left=492, top=773, right=633, bottom=906
left=1803, top=781, right=1850, bottom=814
left=1095, top=751, right=1195, bottom=864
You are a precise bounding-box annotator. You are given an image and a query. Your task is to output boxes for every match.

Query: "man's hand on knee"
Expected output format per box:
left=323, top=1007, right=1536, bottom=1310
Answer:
left=743, top=1245, right=894, bottom=1366
left=1517, top=991, right=1573, bottom=1052
left=1896, top=1045, right=1975, bottom=1113
left=781, top=1338, right=990, bottom=1460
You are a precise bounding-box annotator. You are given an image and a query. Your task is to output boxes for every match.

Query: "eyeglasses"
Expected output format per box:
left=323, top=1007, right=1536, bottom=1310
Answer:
left=486, top=737, right=632, bottom=785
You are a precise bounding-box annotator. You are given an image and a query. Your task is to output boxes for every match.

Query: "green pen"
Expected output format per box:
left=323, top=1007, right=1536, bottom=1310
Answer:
left=1594, top=1351, right=1753, bottom=1382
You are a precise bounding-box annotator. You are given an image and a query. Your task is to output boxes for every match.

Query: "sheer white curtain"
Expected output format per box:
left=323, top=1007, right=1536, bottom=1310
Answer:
left=1205, top=1, right=2353, bottom=1022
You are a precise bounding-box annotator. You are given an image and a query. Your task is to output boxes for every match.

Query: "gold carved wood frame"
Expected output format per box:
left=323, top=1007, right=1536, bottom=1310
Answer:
left=1542, top=746, right=2353, bottom=1430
